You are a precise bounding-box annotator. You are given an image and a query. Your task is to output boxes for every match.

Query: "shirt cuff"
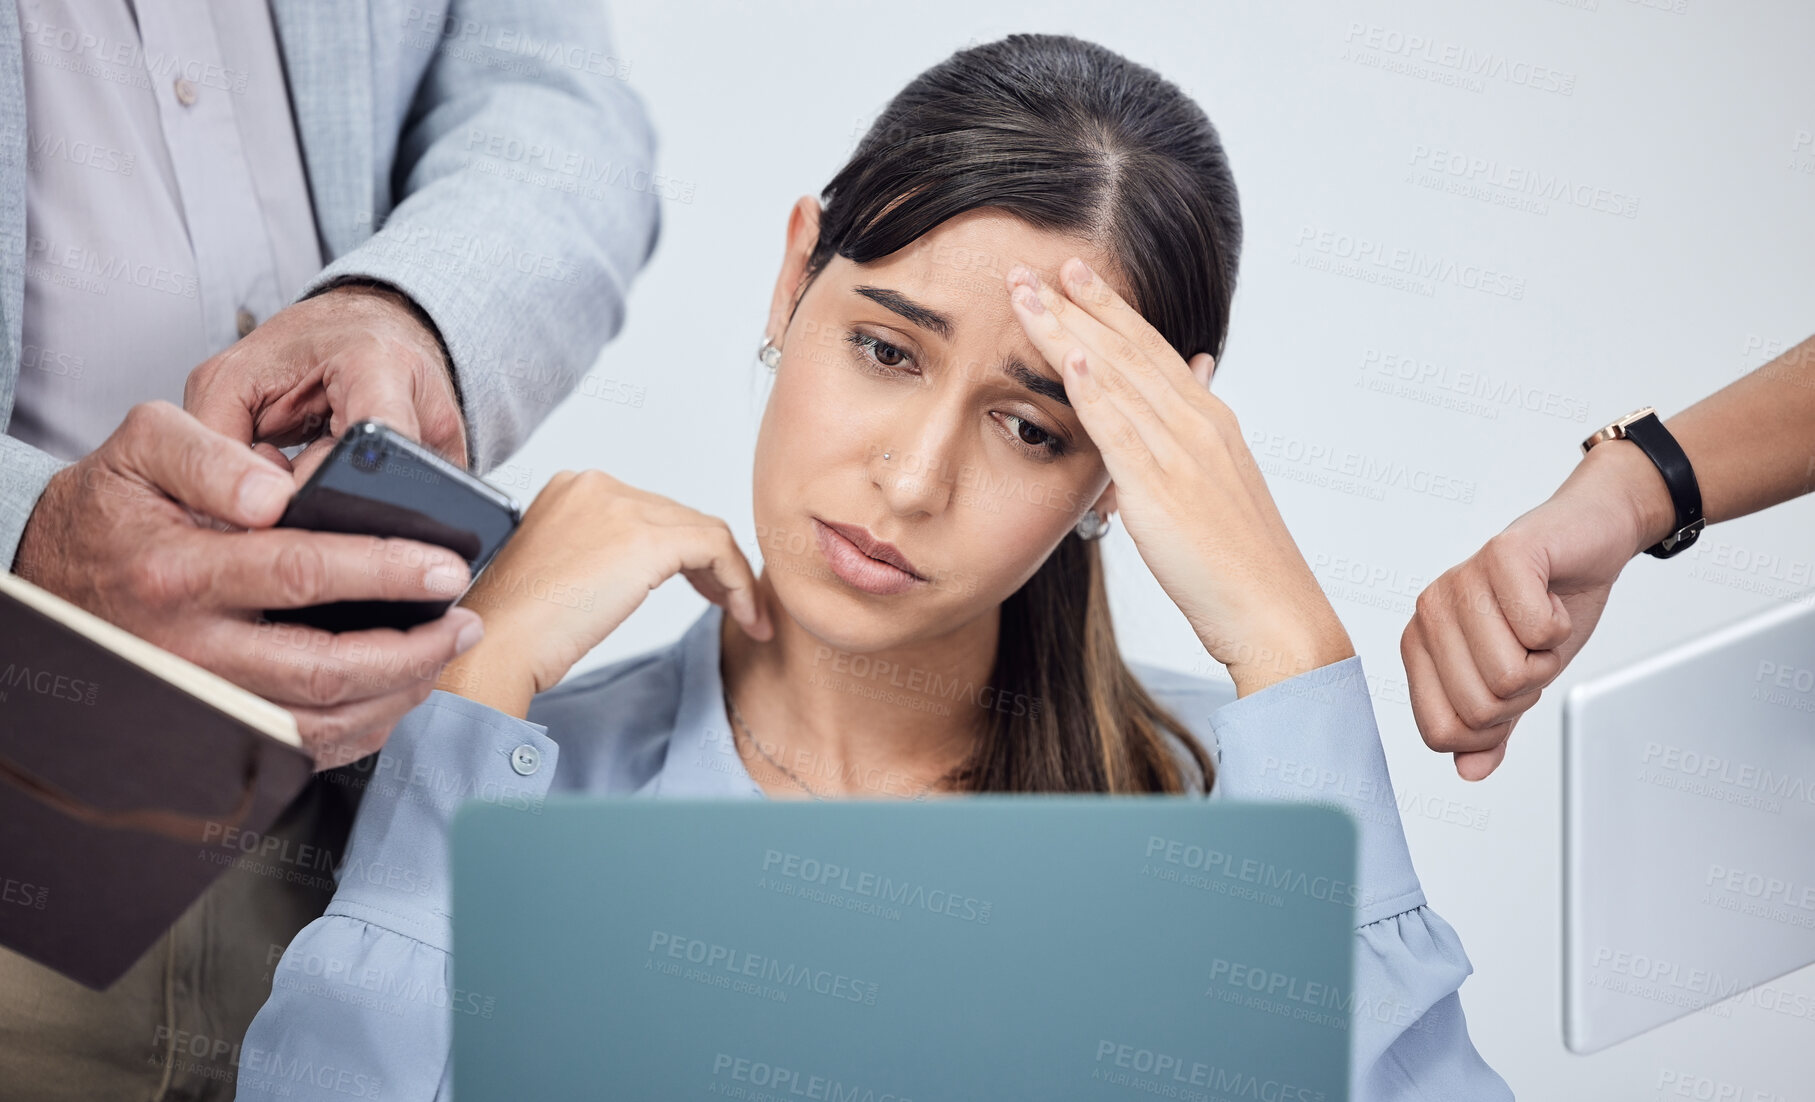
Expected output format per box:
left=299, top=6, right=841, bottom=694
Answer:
left=327, top=690, right=558, bottom=953
left=1207, top=655, right=1426, bottom=926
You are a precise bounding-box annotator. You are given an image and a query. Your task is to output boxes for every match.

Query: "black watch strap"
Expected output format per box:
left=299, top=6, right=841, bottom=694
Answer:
left=1618, top=412, right=1704, bottom=558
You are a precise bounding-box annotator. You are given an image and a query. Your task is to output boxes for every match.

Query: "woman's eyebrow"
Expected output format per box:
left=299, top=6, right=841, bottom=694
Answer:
left=850, top=284, right=1068, bottom=408
left=851, top=285, right=953, bottom=340
left=1005, top=357, right=1071, bottom=408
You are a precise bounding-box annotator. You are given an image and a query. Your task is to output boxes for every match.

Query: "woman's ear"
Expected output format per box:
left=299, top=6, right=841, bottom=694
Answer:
left=1187, top=352, right=1217, bottom=389
left=764, top=195, right=823, bottom=348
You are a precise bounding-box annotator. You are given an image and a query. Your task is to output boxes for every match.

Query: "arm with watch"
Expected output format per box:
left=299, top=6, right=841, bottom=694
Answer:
left=1401, top=333, right=1815, bottom=780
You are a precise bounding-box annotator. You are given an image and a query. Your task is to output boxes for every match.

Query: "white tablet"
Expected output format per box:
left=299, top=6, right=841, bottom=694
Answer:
left=1563, top=596, right=1815, bottom=1053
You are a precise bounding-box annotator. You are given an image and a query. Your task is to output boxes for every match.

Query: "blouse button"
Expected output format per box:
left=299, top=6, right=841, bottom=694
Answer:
left=509, top=743, right=540, bottom=776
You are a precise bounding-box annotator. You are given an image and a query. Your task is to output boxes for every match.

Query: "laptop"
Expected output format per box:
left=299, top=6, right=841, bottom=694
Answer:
left=1563, top=595, right=1815, bottom=1054
left=452, top=798, right=1357, bottom=1100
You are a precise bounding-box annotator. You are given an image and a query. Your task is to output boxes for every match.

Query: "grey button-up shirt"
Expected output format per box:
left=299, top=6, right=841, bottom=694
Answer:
left=2, top=7, right=339, bottom=1102
left=0, top=0, right=664, bottom=1094
left=13, top=0, right=322, bottom=460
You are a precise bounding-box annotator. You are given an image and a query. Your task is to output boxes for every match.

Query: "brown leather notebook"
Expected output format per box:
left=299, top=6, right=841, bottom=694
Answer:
left=0, top=571, right=313, bottom=989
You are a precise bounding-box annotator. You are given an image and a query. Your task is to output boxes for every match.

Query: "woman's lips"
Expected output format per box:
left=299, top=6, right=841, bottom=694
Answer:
left=813, top=518, right=924, bottom=596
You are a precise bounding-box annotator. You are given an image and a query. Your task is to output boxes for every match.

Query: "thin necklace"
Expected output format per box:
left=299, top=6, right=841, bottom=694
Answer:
left=722, top=688, right=934, bottom=802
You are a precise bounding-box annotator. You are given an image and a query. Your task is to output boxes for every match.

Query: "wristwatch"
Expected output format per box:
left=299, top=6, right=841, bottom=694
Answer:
left=1580, top=406, right=1704, bottom=558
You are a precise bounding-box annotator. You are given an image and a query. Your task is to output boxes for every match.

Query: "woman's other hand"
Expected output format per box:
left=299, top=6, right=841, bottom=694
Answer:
left=1007, top=258, right=1352, bottom=697
left=437, top=470, right=773, bottom=717
left=1401, top=439, right=1661, bottom=780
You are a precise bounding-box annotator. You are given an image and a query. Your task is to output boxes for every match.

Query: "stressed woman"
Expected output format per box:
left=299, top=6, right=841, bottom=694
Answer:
left=237, top=34, right=1511, bottom=1101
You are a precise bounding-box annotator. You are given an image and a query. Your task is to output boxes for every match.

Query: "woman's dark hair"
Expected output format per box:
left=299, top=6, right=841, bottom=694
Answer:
left=798, top=33, right=1241, bottom=794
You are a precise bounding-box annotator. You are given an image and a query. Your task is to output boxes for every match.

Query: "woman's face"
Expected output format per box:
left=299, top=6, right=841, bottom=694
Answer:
left=752, top=200, right=1130, bottom=652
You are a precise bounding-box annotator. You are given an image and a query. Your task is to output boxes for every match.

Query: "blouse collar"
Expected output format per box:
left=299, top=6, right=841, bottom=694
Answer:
left=643, top=603, right=766, bottom=799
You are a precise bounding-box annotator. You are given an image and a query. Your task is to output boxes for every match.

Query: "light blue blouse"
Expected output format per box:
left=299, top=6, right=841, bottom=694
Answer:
left=234, top=605, right=1513, bottom=1101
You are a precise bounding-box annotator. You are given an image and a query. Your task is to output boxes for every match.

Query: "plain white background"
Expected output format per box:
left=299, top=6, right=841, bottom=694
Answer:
left=496, top=2, right=1815, bottom=1096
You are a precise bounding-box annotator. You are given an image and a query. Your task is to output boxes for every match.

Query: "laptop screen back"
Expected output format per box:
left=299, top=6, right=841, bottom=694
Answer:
left=452, top=797, right=1358, bottom=1100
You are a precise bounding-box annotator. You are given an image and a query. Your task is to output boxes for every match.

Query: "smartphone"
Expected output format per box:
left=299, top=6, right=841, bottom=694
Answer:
left=262, top=420, right=522, bottom=633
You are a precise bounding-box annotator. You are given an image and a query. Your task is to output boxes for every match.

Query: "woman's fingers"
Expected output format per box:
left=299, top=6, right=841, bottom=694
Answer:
left=1014, top=265, right=1188, bottom=431
left=1454, top=742, right=1511, bottom=783
left=671, top=521, right=773, bottom=641
left=1421, top=564, right=1556, bottom=727
left=1401, top=537, right=1574, bottom=782
left=1037, top=339, right=1155, bottom=493
left=1026, top=269, right=1187, bottom=424
left=1054, top=257, right=1211, bottom=409
left=1404, top=622, right=1515, bottom=780
left=1422, top=584, right=1541, bottom=732
left=1007, top=273, right=1178, bottom=471
left=1462, top=551, right=1568, bottom=698
left=1401, top=603, right=1516, bottom=778
left=1480, top=531, right=1575, bottom=652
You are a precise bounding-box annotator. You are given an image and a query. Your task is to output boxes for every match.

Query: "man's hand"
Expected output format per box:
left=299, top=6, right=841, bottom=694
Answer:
left=13, top=401, right=485, bottom=769
left=1401, top=440, right=1672, bottom=780
left=184, top=283, right=468, bottom=483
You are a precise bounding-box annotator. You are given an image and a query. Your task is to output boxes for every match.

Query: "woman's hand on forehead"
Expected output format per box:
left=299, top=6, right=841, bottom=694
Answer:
left=1005, top=257, right=1354, bottom=697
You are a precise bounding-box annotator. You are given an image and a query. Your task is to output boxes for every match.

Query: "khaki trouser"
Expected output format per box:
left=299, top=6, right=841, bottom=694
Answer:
left=0, top=767, right=366, bottom=1102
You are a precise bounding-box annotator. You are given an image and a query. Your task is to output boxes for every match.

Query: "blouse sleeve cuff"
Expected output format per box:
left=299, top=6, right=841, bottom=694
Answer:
left=327, top=690, right=559, bottom=953
left=1207, top=655, right=1426, bottom=926
left=1351, top=904, right=1512, bottom=1099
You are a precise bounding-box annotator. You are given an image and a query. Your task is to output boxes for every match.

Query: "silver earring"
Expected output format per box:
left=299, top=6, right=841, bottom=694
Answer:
left=882, top=452, right=891, bottom=460
left=757, top=338, right=781, bottom=370
left=1074, top=509, right=1112, bottom=541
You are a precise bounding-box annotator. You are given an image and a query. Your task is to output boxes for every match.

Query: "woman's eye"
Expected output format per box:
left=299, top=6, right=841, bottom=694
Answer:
left=1001, top=414, right=1065, bottom=458
left=843, top=332, right=1064, bottom=459
left=847, top=332, right=910, bottom=371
